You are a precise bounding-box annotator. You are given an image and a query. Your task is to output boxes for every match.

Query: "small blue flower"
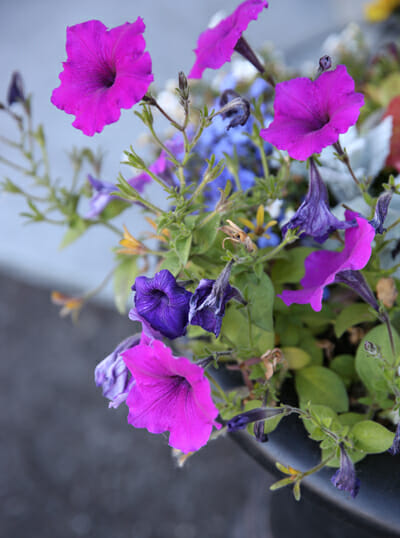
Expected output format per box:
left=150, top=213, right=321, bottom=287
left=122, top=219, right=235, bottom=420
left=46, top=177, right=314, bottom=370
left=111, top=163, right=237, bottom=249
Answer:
left=94, top=334, right=140, bottom=408
left=133, top=270, right=192, bottom=340
left=189, top=260, right=246, bottom=337
left=330, top=444, right=360, bottom=498
left=282, top=158, right=357, bottom=243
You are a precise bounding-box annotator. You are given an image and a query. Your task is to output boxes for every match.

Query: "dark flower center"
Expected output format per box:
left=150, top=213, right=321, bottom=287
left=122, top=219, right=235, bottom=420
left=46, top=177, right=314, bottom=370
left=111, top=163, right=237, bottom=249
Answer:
left=150, top=288, right=170, bottom=306
left=99, top=65, right=117, bottom=88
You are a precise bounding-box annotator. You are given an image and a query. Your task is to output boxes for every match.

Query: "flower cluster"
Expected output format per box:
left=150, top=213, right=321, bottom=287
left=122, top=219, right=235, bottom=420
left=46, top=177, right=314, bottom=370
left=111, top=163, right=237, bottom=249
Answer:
left=6, top=0, right=400, bottom=506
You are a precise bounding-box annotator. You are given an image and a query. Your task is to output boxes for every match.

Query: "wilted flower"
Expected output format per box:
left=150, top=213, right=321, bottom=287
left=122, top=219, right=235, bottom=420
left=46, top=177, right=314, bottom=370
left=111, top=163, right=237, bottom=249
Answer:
left=51, top=19, right=153, bottom=135
left=188, top=0, right=268, bottom=79
left=388, top=423, right=400, bottom=455
left=281, top=159, right=356, bottom=243
left=7, top=72, right=26, bottom=106
left=260, top=65, right=364, bottom=161
left=239, top=205, right=279, bottom=248
left=369, top=189, right=393, bottom=234
left=227, top=407, right=286, bottom=432
left=86, top=173, right=151, bottom=219
left=94, top=335, right=139, bottom=408
left=122, top=336, right=220, bottom=453
left=217, top=89, right=251, bottom=130
left=189, top=260, right=246, bottom=337
left=331, top=444, right=360, bottom=498
left=318, top=55, right=332, bottom=73
left=334, top=270, right=380, bottom=313
left=132, top=270, right=192, bottom=339
left=278, top=211, right=375, bottom=311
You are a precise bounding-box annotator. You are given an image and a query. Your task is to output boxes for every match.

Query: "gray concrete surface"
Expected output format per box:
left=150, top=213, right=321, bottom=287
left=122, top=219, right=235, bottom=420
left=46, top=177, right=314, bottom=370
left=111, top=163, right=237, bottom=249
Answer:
left=0, top=271, right=275, bottom=537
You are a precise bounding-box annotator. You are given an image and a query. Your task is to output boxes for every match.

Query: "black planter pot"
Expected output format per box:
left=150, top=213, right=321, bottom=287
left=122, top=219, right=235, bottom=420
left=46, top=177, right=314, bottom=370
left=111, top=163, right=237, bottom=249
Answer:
left=213, top=367, right=400, bottom=538
left=231, top=415, right=400, bottom=538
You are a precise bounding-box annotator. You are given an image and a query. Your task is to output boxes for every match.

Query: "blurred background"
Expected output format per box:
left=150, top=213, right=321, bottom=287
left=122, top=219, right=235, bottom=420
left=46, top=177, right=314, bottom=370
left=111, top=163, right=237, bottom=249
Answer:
left=0, top=1, right=375, bottom=536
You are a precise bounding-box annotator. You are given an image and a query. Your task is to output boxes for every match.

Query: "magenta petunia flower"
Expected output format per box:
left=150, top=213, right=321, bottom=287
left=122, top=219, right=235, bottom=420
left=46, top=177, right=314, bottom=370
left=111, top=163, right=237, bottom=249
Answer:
left=260, top=65, right=365, bottom=161
left=188, top=0, right=268, bottom=79
left=51, top=19, right=153, bottom=136
left=278, top=211, right=375, bottom=311
left=122, top=337, right=220, bottom=453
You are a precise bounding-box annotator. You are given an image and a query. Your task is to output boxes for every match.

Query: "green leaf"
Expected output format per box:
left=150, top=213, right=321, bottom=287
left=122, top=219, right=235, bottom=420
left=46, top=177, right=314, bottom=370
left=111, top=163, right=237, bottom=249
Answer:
left=270, top=247, right=314, bottom=284
left=100, top=199, right=129, bottom=220
left=334, top=303, right=376, bottom=338
left=351, top=420, right=395, bottom=454
left=302, top=404, right=338, bottom=441
left=295, top=366, right=349, bottom=413
left=159, top=251, right=182, bottom=276
left=59, top=218, right=89, bottom=249
left=355, top=324, right=400, bottom=402
left=192, top=213, right=221, bottom=254
left=175, top=234, right=192, bottom=266
left=113, top=257, right=139, bottom=314
left=281, top=347, right=311, bottom=370
left=330, top=354, right=356, bottom=387
left=234, top=272, right=274, bottom=332
left=221, top=306, right=274, bottom=355
left=338, top=412, right=366, bottom=427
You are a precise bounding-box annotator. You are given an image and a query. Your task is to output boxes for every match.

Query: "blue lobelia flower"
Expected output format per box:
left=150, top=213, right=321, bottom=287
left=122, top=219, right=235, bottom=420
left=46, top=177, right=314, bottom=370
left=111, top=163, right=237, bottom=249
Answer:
left=132, top=270, right=192, bottom=340
left=330, top=444, right=360, bottom=498
left=282, top=158, right=356, bottom=243
left=188, top=260, right=246, bottom=338
left=94, top=334, right=140, bottom=408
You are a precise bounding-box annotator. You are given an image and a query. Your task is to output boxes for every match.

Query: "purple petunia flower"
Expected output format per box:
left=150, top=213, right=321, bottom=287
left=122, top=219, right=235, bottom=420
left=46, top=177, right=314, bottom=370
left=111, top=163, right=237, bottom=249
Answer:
left=188, top=0, right=268, bottom=79
left=282, top=159, right=357, bottom=243
left=122, top=336, right=220, bottom=453
left=132, top=270, right=192, bottom=340
left=85, top=173, right=151, bottom=219
left=331, top=444, right=360, bottom=498
left=260, top=65, right=365, bottom=161
left=278, top=211, right=375, bottom=312
left=51, top=19, right=153, bottom=136
left=94, top=334, right=140, bottom=408
left=189, top=260, right=246, bottom=337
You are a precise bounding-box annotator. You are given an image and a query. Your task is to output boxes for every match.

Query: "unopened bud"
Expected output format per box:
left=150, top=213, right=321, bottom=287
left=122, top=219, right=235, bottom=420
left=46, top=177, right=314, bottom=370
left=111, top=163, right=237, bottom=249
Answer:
left=178, top=71, right=189, bottom=99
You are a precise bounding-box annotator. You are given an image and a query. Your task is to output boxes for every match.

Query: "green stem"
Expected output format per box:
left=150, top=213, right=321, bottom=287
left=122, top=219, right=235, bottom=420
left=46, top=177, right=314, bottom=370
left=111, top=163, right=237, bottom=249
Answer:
left=0, top=155, right=31, bottom=174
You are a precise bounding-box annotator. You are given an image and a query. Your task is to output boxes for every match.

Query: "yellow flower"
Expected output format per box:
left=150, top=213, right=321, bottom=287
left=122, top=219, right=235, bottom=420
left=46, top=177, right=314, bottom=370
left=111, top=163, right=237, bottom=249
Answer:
left=117, top=224, right=148, bottom=255
left=51, top=291, right=84, bottom=321
left=239, top=205, right=277, bottom=241
left=365, top=0, right=400, bottom=21
left=144, top=217, right=170, bottom=243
